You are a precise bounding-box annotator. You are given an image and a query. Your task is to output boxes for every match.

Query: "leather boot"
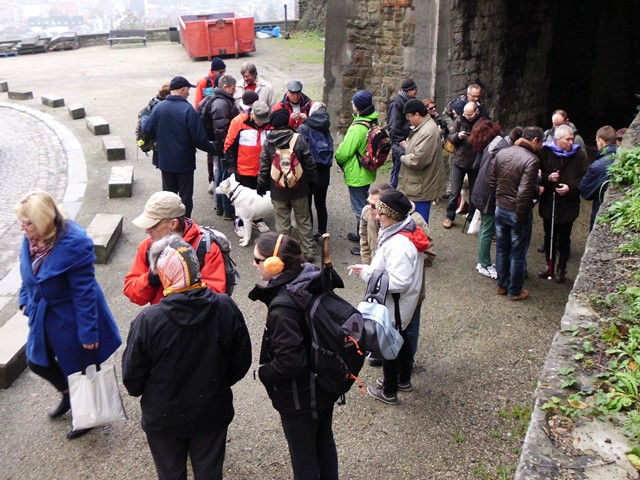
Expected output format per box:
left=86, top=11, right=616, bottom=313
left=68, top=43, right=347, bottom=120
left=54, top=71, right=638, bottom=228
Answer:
left=553, top=255, right=568, bottom=284
left=48, top=390, right=71, bottom=418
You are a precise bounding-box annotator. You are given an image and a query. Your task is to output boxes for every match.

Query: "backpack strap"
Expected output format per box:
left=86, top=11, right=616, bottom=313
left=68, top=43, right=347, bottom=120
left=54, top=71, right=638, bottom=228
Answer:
left=205, top=75, right=212, bottom=89
left=391, top=292, right=402, bottom=331
left=195, top=228, right=212, bottom=269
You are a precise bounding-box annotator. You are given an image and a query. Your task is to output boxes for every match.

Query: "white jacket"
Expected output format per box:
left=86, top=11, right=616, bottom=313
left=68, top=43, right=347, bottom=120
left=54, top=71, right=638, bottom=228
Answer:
left=234, top=76, right=276, bottom=109
left=359, top=226, right=423, bottom=330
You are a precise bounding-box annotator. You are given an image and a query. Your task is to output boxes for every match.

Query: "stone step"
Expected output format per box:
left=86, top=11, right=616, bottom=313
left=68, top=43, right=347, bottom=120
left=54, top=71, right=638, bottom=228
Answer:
left=86, top=213, right=123, bottom=264
left=0, top=80, right=8, bottom=92
left=41, top=95, right=65, bottom=108
left=108, top=165, right=134, bottom=199
left=0, top=311, right=29, bottom=389
left=7, top=90, right=33, bottom=100
left=67, top=104, right=86, bottom=120
left=102, top=135, right=126, bottom=160
left=86, top=116, right=110, bottom=135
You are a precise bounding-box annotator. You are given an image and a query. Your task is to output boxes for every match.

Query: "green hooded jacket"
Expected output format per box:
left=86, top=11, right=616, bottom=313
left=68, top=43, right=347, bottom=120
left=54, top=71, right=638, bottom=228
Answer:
left=335, top=111, right=379, bottom=187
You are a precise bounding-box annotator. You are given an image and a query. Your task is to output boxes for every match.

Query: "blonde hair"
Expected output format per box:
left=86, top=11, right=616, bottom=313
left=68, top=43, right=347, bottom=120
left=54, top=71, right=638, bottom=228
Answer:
left=14, top=190, right=66, bottom=243
left=309, top=102, right=327, bottom=116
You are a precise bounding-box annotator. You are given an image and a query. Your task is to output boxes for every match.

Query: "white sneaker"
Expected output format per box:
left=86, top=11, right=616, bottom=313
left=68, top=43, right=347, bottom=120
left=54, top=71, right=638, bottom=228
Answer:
left=207, top=181, right=215, bottom=195
left=252, top=221, right=270, bottom=233
left=476, top=263, right=495, bottom=279
left=487, top=264, right=498, bottom=279
left=234, top=225, right=245, bottom=237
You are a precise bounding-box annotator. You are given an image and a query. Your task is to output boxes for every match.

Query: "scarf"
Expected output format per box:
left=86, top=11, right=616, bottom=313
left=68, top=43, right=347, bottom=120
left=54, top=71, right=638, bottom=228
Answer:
left=542, top=139, right=580, bottom=158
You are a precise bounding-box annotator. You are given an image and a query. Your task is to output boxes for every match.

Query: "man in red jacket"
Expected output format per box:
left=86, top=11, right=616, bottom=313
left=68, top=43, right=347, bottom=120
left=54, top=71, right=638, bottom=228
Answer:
left=123, top=191, right=227, bottom=305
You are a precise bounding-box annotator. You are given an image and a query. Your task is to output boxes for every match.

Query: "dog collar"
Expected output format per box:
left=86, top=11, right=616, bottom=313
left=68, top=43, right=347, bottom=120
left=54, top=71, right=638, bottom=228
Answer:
left=229, top=184, right=242, bottom=205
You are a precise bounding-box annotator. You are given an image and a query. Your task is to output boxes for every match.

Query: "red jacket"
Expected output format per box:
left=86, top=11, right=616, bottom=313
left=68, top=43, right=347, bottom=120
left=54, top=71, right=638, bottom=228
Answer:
left=194, top=72, right=218, bottom=108
left=224, top=112, right=270, bottom=177
left=272, top=93, right=313, bottom=131
left=123, top=219, right=226, bottom=305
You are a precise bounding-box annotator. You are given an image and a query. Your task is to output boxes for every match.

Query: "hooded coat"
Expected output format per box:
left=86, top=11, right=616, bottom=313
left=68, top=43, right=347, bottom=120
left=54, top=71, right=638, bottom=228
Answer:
left=358, top=217, right=429, bottom=330
left=122, top=288, right=251, bottom=436
left=19, top=220, right=121, bottom=376
left=334, top=106, right=379, bottom=187
left=249, top=263, right=341, bottom=414
left=298, top=110, right=333, bottom=187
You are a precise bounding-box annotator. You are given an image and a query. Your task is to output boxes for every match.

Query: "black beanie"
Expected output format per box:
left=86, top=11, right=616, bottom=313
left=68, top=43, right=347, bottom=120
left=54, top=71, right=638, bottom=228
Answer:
left=210, top=57, right=226, bottom=71
left=401, top=79, right=417, bottom=91
left=403, top=99, right=427, bottom=116
left=269, top=108, right=291, bottom=128
left=242, top=90, right=259, bottom=106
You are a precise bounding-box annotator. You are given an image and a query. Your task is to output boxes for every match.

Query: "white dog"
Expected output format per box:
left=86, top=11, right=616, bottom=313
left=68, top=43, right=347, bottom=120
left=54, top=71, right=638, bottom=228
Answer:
left=215, top=175, right=274, bottom=247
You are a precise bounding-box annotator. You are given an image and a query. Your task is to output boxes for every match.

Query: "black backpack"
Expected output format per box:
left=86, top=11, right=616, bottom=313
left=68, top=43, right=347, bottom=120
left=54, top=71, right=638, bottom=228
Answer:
left=307, top=128, right=334, bottom=167
left=197, top=95, right=216, bottom=141
left=195, top=226, right=240, bottom=296
left=270, top=286, right=366, bottom=404
left=136, top=97, right=160, bottom=154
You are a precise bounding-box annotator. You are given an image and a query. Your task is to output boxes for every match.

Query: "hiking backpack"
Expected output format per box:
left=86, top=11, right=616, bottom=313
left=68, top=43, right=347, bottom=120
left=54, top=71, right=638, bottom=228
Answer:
left=196, top=94, right=216, bottom=140
left=270, top=288, right=366, bottom=401
left=136, top=97, right=160, bottom=154
left=271, top=133, right=304, bottom=189
left=203, top=76, right=214, bottom=97
left=195, top=226, right=240, bottom=296
left=307, top=129, right=334, bottom=167
left=353, top=120, right=391, bottom=171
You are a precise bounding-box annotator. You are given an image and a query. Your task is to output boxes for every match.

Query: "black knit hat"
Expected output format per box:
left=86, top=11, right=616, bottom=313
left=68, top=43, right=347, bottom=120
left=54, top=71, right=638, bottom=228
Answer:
left=401, top=79, right=417, bottom=91
left=210, top=57, right=226, bottom=71
left=242, top=90, right=259, bottom=106
left=269, top=108, right=291, bottom=128
left=377, top=189, right=411, bottom=221
left=403, top=99, right=427, bottom=116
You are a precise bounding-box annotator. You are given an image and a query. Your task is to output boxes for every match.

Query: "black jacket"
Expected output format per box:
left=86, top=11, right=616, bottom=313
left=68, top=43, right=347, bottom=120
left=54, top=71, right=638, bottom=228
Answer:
left=249, top=264, right=340, bottom=414
left=197, top=87, right=239, bottom=155
left=258, top=128, right=317, bottom=201
left=122, top=288, right=251, bottom=436
left=387, top=92, right=411, bottom=144
left=448, top=115, right=481, bottom=170
left=298, top=110, right=333, bottom=187
left=471, top=135, right=508, bottom=214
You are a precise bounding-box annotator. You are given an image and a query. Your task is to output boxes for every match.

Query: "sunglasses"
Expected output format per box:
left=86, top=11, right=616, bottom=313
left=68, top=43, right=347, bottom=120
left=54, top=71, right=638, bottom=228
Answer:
left=254, top=257, right=265, bottom=264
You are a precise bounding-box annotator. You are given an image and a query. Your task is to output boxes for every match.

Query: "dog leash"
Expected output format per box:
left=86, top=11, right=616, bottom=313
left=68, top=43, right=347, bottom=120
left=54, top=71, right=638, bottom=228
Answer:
left=228, top=184, right=243, bottom=205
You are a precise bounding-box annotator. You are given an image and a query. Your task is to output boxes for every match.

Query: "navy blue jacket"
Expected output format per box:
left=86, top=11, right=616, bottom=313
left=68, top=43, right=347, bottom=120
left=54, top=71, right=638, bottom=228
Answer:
left=142, top=94, right=214, bottom=173
left=579, top=144, right=617, bottom=230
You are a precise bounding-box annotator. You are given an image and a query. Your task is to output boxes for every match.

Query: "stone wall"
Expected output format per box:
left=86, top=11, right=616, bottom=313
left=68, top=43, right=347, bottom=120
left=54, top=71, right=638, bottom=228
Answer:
left=298, top=0, right=327, bottom=32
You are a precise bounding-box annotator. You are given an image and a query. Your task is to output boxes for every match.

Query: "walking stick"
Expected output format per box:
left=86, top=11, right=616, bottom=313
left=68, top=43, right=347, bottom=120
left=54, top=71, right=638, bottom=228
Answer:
left=548, top=191, right=556, bottom=280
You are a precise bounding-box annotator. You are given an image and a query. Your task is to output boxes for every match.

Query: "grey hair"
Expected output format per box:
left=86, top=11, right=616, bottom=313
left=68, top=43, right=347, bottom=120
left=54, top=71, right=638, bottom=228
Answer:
left=554, top=124, right=574, bottom=140
left=148, top=233, right=182, bottom=273
left=467, top=83, right=481, bottom=93
left=218, top=75, right=236, bottom=88
left=240, top=62, right=257, bottom=76
left=309, top=102, right=327, bottom=116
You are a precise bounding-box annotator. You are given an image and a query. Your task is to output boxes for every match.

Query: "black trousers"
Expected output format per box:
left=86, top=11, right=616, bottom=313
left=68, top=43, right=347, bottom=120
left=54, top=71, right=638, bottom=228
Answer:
left=542, top=219, right=573, bottom=262
left=145, top=427, right=228, bottom=480
left=308, top=186, right=329, bottom=235
left=161, top=171, right=195, bottom=218
left=28, top=337, right=68, bottom=393
left=280, top=405, right=339, bottom=480
left=382, top=327, right=413, bottom=395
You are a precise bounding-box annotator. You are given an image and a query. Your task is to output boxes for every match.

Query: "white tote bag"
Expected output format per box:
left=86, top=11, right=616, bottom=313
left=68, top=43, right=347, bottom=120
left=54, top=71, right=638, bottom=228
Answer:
left=68, top=362, right=127, bottom=430
left=467, top=209, right=482, bottom=235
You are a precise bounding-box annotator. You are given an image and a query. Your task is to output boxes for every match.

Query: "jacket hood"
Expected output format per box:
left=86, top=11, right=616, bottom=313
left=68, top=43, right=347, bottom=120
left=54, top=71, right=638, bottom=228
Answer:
left=212, top=87, right=235, bottom=102
left=267, top=128, right=295, bottom=148
left=398, top=219, right=430, bottom=252
left=159, top=288, right=217, bottom=327
left=304, top=110, right=330, bottom=132
left=36, top=221, right=95, bottom=279
left=354, top=106, right=378, bottom=120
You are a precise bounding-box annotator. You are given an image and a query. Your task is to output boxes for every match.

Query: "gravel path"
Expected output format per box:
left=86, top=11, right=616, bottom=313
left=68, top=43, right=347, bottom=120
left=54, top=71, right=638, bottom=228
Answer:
left=0, top=39, right=591, bottom=479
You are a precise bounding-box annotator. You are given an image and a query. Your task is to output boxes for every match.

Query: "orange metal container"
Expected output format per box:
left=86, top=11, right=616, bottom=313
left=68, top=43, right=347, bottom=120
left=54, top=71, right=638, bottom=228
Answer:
left=178, top=13, right=256, bottom=59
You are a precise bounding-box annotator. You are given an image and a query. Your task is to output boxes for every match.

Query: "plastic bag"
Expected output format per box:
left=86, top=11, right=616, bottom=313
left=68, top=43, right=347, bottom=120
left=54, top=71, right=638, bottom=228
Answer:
left=467, top=209, right=482, bottom=235
left=68, top=363, right=127, bottom=430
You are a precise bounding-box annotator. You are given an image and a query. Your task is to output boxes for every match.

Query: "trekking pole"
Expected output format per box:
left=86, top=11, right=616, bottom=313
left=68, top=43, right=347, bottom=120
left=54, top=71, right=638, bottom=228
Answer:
left=322, top=233, right=332, bottom=270
left=548, top=191, right=556, bottom=280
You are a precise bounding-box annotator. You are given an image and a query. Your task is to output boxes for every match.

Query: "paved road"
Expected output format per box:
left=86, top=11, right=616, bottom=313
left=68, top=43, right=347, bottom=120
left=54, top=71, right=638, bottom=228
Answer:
left=0, top=41, right=592, bottom=479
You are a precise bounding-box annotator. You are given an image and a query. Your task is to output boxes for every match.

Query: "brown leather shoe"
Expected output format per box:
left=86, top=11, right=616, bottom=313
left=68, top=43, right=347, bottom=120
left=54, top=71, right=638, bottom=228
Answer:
left=497, top=287, right=507, bottom=295
left=553, top=269, right=566, bottom=284
left=442, top=218, right=453, bottom=229
left=508, top=290, right=529, bottom=301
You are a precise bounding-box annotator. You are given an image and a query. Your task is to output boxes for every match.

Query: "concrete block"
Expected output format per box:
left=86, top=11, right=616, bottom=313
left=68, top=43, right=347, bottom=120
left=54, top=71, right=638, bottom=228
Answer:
left=41, top=95, right=65, bottom=108
left=67, top=104, right=86, bottom=119
left=0, top=312, right=29, bottom=389
left=86, top=213, right=123, bottom=264
left=102, top=135, right=126, bottom=161
left=7, top=90, right=33, bottom=100
left=0, top=81, right=8, bottom=92
left=108, top=165, right=134, bottom=199
left=86, top=116, right=110, bottom=135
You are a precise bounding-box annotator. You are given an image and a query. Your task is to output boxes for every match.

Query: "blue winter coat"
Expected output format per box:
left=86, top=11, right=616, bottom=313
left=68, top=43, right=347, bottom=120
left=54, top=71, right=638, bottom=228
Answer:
left=18, top=220, right=122, bottom=376
left=141, top=94, right=214, bottom=173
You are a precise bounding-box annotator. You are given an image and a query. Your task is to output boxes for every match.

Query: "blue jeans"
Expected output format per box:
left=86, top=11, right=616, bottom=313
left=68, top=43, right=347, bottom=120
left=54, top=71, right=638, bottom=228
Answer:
left=348, top=185, right=369, bottom=235
left=413, top=201, right=431, bottom=224
left=215, top=157, right=233, bottom=216
left=495, top=207, right=532, bottom=296
left=390, top=143, right=405, bottom=188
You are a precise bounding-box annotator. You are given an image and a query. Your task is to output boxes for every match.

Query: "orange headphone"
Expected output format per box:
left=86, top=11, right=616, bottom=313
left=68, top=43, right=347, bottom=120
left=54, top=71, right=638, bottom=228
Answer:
left=263, top=234, right=286, bottom=275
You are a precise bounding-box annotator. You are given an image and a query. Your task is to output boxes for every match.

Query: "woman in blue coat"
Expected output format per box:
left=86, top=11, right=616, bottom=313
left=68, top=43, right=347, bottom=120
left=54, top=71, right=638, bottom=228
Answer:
left=15, top=191, right=122, bottom=440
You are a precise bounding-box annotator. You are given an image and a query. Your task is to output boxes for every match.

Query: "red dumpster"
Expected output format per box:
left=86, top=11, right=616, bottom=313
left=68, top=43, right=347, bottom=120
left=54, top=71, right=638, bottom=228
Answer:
left=179, top=13, right=255, bottom=59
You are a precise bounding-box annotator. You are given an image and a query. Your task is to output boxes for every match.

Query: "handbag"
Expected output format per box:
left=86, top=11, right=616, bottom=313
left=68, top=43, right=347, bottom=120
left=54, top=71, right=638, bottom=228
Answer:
left=357, top=270, right=404, bottom=360
left=68, top=353, right=127, bottom=430
left=467, top=209, right=482, bottom=235
left=442, top=139, right=455, bottom=154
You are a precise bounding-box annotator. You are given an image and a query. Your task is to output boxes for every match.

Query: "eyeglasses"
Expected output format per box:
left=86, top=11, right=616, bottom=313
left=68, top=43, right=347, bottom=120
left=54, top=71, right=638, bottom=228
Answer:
left=254, top=257, right=265, bottom=264
left=368, top=203, right=377, bottom=209
left=427, top=106, right=436, bottom=111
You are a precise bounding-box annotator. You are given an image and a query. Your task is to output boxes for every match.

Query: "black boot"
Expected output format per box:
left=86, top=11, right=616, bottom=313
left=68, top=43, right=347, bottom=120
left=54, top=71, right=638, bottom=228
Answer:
left=67, top=427, right=93, bottom=440
left=553, top=255, right=568, bottom=284
left=48, top=391, right=70, bottom=418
